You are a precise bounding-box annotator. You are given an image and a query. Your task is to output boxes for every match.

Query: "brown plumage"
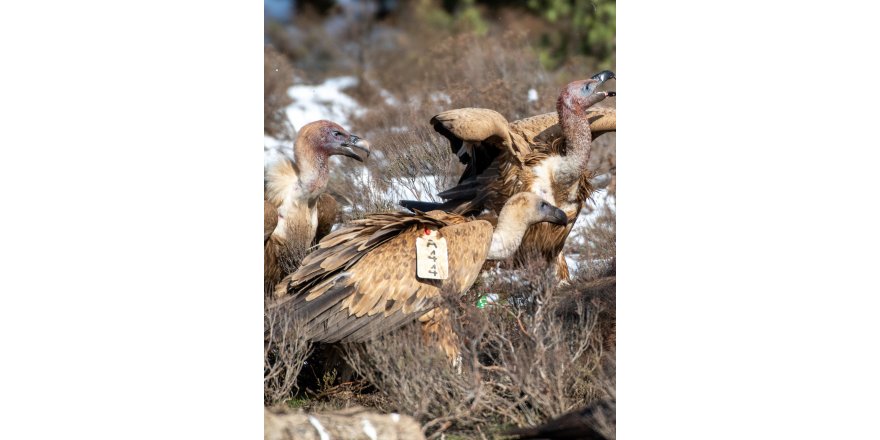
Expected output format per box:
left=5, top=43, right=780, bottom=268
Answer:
left=271, top=192, right=568, bottom=354
left=506, top=399, right=615, bottom=440
left=264, top=120, right=370, bottom=294
left=264, top=200, right=278, bottom=242
left=401, top=71, right=615, bottom=280
left=314, top=192, right=338, bottom=242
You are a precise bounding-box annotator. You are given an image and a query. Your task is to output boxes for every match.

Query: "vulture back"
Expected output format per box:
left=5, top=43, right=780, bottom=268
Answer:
left=272, top=211, right=494, bottom=343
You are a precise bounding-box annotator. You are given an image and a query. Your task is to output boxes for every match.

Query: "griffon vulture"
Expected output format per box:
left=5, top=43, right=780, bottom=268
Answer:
left=400, top=71, right=615, bottom=280
left=271, top=192, right=568, bottom=359
left=264, top=120, right=370, bottom=293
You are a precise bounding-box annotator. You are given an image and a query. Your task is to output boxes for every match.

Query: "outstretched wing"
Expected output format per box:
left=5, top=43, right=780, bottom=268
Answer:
left=431, top=108, right=529, bottom=181
left=401, top=107, right=617, bottom=215
left=509, top=107, right=616, bottom=154
left=271, top=212, right=493, bottom=343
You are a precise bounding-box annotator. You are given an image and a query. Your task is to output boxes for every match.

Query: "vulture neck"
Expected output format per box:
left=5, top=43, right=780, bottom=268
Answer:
left=556, top=104, right=592, bottom=185
left=293, top=141, right=330, bottom=200
left=487, top=205, right=531, bottom=260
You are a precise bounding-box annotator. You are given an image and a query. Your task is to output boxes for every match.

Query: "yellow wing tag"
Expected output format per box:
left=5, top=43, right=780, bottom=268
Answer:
left=416, top=229, right=449, bottom=280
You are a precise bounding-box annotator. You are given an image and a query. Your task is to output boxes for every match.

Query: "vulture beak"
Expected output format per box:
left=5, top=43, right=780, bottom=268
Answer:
left=585, top=70, right=616, bottom=98
left=336, top=135, right=371, bottom=162
left=591, top=70, right=615, bottom=84
left=547, top=206, right=569, bottom=225
left=539, top=203, right=570, bottom=226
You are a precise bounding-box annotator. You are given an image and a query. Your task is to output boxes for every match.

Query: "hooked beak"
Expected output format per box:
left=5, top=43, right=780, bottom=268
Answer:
left=585, top=70, right=616, bottom=100
left=591, top=70, right=615, bottom=84
left=335, top=135, right=371, bottom=162
left=544, top=206, right=569, bottom=226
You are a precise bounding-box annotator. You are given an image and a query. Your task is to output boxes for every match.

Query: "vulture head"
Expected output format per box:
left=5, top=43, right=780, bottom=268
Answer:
left=489, top=192, right=569, bottom=259
left=557, top=70, right=616, bottom=117
left=554, top=70, right=615, bottom=188
left=295, top=120, right=371, bottom=165
left=267, top=120, right=370, bottom=242
left=508, top=192, right=570, bottom=227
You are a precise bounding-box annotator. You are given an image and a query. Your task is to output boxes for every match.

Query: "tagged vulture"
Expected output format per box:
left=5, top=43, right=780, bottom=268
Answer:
left=401, top=71, right=616, bottom=280
left=271, top=192, right=568, bottom=359
left=265, top=120, right=370, bottom=294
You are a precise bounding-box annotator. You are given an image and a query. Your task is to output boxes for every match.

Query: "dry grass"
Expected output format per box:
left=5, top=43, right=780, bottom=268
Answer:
left=264, top=298, right=313, bottom=406
left=339, top=258, right=616, bottom=438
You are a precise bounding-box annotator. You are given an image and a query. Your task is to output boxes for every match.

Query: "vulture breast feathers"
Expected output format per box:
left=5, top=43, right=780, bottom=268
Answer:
left=272, top=210, right=493, bottom=343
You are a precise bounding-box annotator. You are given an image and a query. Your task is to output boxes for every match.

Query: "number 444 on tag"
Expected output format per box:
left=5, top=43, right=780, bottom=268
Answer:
left=416, top=229, right=449, bottom=280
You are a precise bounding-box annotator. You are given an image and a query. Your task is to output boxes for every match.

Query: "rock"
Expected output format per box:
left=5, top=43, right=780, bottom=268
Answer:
left=264, top=406, right=425, bottom=440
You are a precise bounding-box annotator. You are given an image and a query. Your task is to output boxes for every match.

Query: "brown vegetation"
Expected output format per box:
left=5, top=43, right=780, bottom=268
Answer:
left=264, top=294, right=313, bottom=406
left=341, top=259, right=616, bottom=438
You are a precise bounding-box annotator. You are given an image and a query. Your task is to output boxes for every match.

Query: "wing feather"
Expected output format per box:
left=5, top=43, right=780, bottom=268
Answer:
left=272, top=212, right=494, bottom=343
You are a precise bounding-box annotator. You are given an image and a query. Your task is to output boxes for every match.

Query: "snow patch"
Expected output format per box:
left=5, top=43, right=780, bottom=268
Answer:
left=285, top=76, right=363, bottom=129
left=264, top=134, right=293, bottom=170
left=527, top=88, right=538, bottom=102
left=267, top=76, right=366, bottom=169
left=430, top=91, right=452, bottom=105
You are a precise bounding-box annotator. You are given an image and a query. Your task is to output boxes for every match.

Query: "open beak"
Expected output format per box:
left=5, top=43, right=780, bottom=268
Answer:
left=336, top=135, right=371, bottom=162
left=586, top=70, right=616, bottom=98
left=544, top=206, right=569, bottom=226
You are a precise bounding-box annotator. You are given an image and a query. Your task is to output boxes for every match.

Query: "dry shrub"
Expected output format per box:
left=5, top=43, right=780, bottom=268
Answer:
left=264, top=46, right=296, bottom=138
left=262, top=213, right=324, bottom=406
left=266, top=7, right=360, bottom=82
left=265, top=295, right=313, bottom=406
left=342, top=259, right=615, bottom=438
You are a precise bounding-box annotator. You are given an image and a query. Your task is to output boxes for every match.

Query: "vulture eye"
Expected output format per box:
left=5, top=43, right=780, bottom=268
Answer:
left=540, top=201, right=548, bottom=209
left=333, top=130, right=342, bottom=137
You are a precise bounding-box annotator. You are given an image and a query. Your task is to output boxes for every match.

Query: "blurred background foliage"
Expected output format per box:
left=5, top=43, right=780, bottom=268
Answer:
left=265, top=0, right=615, bottom=72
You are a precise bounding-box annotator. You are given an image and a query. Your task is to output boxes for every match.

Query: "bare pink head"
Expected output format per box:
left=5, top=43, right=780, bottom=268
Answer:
left=556, top=70, right=615, bottom=118
left=295, top=120, right=370, bottom=162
